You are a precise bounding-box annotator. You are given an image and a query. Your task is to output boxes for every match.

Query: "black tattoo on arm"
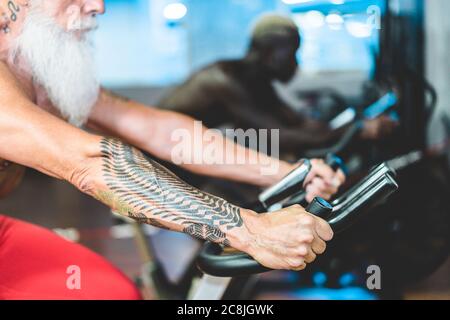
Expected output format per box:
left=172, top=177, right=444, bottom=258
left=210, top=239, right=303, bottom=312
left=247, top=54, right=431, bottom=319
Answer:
left=97, top=138, right=243, bottom=246
left=147, top=218, right=171, bottom=231
left=184, top=224, right=230, bottom=246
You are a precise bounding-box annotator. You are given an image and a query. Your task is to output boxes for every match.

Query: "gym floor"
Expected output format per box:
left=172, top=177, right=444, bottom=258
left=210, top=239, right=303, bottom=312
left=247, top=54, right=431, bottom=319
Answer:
left=1, top=169, right=449, bottom=300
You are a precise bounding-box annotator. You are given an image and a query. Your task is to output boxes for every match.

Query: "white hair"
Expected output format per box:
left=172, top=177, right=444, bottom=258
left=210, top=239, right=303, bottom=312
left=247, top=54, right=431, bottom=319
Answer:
left=10, top=3, right=99, bottom=126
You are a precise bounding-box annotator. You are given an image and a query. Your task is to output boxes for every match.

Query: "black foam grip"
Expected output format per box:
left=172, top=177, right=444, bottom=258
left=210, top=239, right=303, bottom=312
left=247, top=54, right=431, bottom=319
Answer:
left=306, top=197, right=333, bottom=220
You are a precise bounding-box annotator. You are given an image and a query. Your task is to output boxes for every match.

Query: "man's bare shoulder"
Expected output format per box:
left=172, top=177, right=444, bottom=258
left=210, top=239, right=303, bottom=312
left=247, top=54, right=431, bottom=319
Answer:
left=158, top=60, right=243, bottom=110
left=190, top=60, right=239, bottom=89
left=0, top=61, right=31, bottom=100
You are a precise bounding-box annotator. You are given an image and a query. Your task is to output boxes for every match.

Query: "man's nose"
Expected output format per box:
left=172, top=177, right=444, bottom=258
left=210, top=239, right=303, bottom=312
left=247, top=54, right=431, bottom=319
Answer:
left=82, top=0, right=105, bottom=16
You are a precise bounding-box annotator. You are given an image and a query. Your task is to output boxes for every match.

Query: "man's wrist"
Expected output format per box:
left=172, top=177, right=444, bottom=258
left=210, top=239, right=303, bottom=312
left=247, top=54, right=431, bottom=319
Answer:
left=224, top=208, right=262, bottom=254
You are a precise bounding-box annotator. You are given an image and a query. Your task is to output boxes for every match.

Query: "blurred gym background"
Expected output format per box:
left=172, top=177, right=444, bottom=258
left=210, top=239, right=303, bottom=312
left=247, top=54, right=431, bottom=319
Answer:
left=1, top=0, right=448, bottom=300
left=96, top=0, right=382, bottom=102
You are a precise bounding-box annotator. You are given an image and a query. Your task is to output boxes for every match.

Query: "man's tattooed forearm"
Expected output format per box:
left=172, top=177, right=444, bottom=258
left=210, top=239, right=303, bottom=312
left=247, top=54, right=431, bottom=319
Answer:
left=147, top=218, right=171, bottom=231
left=98, top=138, right=243, bottom=245
left=184, top=224, right=231, bottom=246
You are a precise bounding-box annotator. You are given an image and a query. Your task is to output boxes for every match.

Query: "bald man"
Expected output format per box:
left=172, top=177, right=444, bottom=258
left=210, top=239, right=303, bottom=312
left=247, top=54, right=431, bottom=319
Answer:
left=0, top=1, right=345, bottom=299
left=160, top=14, right=398, bottom=157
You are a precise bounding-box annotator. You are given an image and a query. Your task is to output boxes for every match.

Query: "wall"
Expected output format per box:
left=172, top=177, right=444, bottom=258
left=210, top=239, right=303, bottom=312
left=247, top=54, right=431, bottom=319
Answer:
left=425, top=0, right=450, bottom=161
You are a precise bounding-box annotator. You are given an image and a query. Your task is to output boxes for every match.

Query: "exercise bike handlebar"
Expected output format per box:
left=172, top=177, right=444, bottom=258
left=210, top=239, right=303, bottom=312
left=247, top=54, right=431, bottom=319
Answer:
left=258, top=159, right=312, bottom=209
left=197, top=163, right=398, bottom=277
left=281, top=154, right=348, bottom=208
left=305, top=121, right=363, bottom=159
left=257, top=154, right=346, bottom=211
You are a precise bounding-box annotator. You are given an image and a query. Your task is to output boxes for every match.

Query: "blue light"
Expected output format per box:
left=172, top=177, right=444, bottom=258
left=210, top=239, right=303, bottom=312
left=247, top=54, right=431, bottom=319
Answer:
left=292, top=287, right=378, bottom=300
left=339, top=272, right=357, bottom=287
left=312, top=272, right=328, bottom=287
left=364, top=92, right=398, bottom=119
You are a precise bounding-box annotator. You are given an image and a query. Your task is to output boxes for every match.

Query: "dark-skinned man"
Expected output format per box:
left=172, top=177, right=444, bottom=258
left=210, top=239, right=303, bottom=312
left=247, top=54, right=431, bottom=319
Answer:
left=160, top=14, right=398, bottom=156
left=159, top=14, right=397, bottom=205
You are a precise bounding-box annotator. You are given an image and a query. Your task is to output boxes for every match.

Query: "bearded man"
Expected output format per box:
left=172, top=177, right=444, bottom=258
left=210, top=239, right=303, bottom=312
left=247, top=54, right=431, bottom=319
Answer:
left=0, top=0, right=344, bottom=299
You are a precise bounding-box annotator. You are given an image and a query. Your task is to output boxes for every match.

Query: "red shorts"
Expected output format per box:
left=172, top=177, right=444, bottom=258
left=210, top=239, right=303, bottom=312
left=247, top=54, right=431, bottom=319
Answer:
left=0, top=215, right=141, bottom=300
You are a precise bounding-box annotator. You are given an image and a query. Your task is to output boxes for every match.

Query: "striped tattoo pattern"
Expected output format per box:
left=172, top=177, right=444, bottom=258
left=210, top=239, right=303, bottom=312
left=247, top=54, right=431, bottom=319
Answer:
left=99, top=138, right=242, bottom=245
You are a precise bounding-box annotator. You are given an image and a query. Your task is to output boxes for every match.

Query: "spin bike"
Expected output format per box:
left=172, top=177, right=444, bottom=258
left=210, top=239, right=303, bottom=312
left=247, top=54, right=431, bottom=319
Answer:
left=191, top=162, right=398, bottom=299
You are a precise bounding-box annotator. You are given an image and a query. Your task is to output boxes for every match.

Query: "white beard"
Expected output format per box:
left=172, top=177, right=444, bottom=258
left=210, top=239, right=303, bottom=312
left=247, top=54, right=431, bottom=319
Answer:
left=10, top=6, right=99, bottom=127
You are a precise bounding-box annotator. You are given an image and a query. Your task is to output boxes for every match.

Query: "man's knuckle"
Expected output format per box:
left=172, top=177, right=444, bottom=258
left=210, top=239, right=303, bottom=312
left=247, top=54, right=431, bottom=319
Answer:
left=301, top=215, right=315, bottom=226
left=296, top=245, right=308, bottom=256
left=300, top=233, right=314, bottom=244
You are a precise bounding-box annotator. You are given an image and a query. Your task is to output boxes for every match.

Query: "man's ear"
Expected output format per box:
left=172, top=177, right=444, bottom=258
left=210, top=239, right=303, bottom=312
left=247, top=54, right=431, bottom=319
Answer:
left=258, top=47, right=273, bottom=66
left=265, top=47, right=283, bottom=73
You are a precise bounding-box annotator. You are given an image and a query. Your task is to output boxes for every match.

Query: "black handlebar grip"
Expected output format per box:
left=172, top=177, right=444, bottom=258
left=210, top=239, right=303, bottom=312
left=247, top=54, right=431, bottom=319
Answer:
left=282, top=155, right=346, bottom=208
left=258, top=160, right=311, bottom=209
left=306, top=197, right=333, bottom=220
